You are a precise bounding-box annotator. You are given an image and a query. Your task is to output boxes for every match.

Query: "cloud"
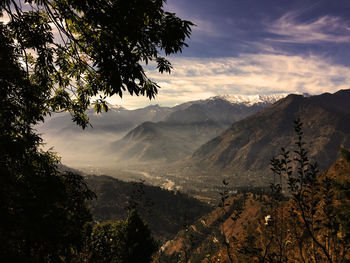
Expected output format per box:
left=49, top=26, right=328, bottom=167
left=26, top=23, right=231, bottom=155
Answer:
left=267, top=11, right=350, bottom=44
left=107, top=54, right=350, bottom=109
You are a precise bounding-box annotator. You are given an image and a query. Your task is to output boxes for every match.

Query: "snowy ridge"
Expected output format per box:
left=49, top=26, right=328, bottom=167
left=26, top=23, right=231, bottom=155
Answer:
left=105, top=102, right=125, bottom=110
left=89, top=102, right=126, bottom=116
left=211, top=93, right=289, bottom=106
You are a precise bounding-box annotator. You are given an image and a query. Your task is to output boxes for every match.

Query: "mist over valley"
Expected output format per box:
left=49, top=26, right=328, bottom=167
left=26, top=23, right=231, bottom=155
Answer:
left=37, top=90, right=350, bottom=200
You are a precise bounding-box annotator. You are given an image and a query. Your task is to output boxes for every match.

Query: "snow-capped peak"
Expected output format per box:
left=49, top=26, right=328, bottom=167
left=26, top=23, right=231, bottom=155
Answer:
left=211, top=93, right=289, bottom=106
left=105, top=102, right=125, bottom=109
left=102, top=103, right=126, bottom=113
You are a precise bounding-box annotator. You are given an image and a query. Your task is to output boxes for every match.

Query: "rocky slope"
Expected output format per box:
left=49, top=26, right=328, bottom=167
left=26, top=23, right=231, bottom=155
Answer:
left=157, top=155, right=350, bottom=262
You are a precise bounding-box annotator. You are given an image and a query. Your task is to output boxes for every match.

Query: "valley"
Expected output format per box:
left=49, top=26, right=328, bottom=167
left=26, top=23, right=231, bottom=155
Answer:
left=37, top=90, right=350, bottom=205
left=51, top=90, right=350, bottom=204
left=26, top=88, right=350, bottom=261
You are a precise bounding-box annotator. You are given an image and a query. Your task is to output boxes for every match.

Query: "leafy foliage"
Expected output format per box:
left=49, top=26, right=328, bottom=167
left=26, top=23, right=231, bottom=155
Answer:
left=1, top=0, right=193, bottom=127
left=257, top=119, right=350, bottom=262
left=88, top=210, right=158, bottom=263
left=1, top=0, right=193, bottom=261
left=0, top=21, right=94, bottom=261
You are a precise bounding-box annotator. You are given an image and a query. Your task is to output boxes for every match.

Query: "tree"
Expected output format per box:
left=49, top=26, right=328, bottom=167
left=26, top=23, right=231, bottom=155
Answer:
left=1, top=22, right=97, bottom=261
left=217, top=179, right=235, bottom=263
left=229, top=120, right=350, bottom=262
left=88, top=210, right=158, bottom=263
left=0, top=0, right=193, bottom=261
left=1, top=0, right=193, bottom=127
left=264, top=120, right=350, bottom=262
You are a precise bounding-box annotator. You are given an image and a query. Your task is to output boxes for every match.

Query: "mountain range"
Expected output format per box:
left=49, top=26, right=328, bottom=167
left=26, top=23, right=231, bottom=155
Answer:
left=184, top=89, right=350, bottom=187
left=36, top=104, right=173, bottom=135
left=35, top=104, right=174, bottom=167
left=109, top=95, right=286, bottom=163
left=37, top=90, right=350, bottom=193
left=36, top=94, right=285, bottom=167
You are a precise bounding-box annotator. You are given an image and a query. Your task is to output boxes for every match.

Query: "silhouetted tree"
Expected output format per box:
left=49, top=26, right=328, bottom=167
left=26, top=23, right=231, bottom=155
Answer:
left=89, top=210, right=157, bottom=263
left=265, top=119, right=350, bottom=262
left=1, top=0, right=193, bottom=127
left=1, top=0, right=192, bottom=261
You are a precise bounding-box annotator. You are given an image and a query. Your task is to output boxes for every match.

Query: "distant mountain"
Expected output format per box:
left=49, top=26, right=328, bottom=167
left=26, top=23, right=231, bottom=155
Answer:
left=35, top=93, right=286, bottom=167
left=210, top=93, right=288, bottom=106
left=109, top=120, right=224, bottom=163
left=109, top=94, right=285, bottom=163
left=86, top=175, right=211, bottom=242
left=186, top=89, right=350, bottom=185
left=171, top=93, right=287, bottom=111
left=36, top=104, right=173, bottom=135
left=166, top=97, right=266, bottom=124
left=35, top=104, right=173, bottom=167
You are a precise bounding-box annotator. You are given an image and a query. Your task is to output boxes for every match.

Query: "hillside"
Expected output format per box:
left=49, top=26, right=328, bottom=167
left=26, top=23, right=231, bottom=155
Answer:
left=186, top=89, right=350, bottom=186
left=157, top=193, right=264, bottom=262
left=109, top=121, right=223, bottom=163
left=158, top=156, right=350, bottom=262
left=85, top=175, right=212, bottom=242
left=109, top=95, right=284, bottom=163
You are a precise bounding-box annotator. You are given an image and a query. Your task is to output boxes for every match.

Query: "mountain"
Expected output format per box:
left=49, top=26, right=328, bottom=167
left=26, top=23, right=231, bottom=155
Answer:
left=109, top=95, right=286, bottom=163
left=85, top=174, right=211, bottom=242
left=209, top=93, right=288, bottom=106
left=108, top=121, right=223, bottom=163
left=36, top=104, right=173, bottom=135
left=35, top=93, right=286, bottom=168
left=35, top=104, right=173, bottom=167
left=186, top=89, right=350, bottom=186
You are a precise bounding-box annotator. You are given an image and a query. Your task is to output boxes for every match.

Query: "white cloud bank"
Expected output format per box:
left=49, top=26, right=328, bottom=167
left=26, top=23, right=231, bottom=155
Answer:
left=108, top=53, right=350, bottom=109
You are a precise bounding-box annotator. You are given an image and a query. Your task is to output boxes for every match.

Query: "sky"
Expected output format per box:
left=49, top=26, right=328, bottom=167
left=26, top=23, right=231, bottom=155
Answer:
left=4, top=0, right=350, bottom=109
left=109, top=0, right=350, bottom=109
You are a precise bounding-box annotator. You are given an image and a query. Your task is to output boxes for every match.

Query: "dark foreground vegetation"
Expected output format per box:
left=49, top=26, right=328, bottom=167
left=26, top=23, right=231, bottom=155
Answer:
left=0, top=0, right=193, bottom=262
left=86, top=175, right=211, bottom=242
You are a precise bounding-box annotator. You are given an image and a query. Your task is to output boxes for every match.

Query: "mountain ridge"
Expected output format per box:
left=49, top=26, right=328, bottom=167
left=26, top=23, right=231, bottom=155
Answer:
left=186, top=89, right=350, bottom=182
left=210, top=93, right=288, bottom=106
left=108, top=94, right=286, bottom=164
